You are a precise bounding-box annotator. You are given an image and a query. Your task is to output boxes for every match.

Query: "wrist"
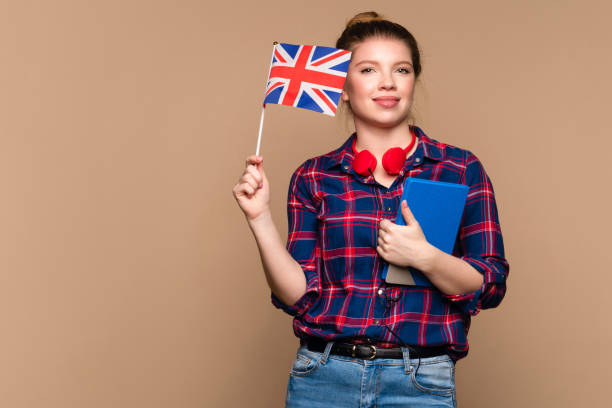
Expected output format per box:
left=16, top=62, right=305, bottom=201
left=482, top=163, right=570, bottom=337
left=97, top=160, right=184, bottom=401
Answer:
left=417, top=243, right=440, bottom=275
left=247, top=210, right=273, bottom=231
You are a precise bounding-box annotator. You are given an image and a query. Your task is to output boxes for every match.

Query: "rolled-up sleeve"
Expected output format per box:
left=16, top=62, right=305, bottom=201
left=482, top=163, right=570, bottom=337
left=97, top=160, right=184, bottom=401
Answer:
left=442, top=151, right=510, bottom=316
left=271, top=162, right=321, bottom=317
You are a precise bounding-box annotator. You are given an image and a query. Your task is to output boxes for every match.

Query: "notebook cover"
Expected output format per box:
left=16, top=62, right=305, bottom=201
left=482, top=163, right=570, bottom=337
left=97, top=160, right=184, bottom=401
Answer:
left=382, top=178, right=469, bottom=286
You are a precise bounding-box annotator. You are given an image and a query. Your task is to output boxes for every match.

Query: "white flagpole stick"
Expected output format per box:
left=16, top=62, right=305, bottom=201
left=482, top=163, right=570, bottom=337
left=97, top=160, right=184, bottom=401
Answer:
left=255, top=107, right=265, bottom=156
left=255, top=41, right=278, bottom=157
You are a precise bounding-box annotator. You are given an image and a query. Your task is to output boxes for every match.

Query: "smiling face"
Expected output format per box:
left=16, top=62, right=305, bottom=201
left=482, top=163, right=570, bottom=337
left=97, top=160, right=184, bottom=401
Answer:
left=342, top=37, right=416, bottom=129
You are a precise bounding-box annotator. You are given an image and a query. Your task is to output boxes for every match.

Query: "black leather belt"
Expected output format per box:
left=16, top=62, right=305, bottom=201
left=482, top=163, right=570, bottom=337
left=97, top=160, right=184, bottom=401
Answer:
left=301, top=337, right=447, bottom=360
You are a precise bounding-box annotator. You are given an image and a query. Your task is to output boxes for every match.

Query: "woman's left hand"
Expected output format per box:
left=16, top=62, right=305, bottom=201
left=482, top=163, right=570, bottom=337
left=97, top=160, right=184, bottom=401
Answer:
left=376, top=200, right=435, bottom=270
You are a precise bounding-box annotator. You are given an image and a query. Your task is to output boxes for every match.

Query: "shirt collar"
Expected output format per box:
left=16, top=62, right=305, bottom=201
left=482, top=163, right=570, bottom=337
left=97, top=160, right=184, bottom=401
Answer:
left=322, top=125, right=446, bottom=173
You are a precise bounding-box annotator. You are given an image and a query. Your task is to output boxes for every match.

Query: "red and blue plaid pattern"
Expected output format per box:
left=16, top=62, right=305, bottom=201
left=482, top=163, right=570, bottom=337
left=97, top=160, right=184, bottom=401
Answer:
left=264, top=43, right=351, bottom=116
left=271, top=126, right=509, bottom=362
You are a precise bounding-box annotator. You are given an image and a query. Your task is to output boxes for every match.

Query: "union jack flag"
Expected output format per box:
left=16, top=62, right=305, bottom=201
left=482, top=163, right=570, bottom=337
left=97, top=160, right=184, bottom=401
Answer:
left=263, top=43, right=352, bottom=116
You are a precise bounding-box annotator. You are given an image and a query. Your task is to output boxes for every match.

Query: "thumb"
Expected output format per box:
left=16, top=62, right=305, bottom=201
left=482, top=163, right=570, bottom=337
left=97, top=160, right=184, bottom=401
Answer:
left=256, top=159, right=267, bottom=183
left=401, top=200, right=416, bottom=225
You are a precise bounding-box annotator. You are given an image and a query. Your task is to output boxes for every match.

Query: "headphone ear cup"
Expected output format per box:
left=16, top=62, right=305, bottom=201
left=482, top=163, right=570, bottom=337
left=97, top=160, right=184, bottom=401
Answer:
left=353, top=150, right=377, bottom=176
left=382, top=147, right=406, bottom=175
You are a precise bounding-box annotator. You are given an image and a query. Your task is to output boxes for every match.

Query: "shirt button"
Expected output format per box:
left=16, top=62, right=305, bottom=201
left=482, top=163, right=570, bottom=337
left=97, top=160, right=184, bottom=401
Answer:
left=374, top=319, right=381, bottom=325
left=386, top=207, right=391, bottom=211
left=343, top=165, right=349, bottom=170
left=415, top=158, right=421, bottom=163
left=377, top=288, right=384, bottom=295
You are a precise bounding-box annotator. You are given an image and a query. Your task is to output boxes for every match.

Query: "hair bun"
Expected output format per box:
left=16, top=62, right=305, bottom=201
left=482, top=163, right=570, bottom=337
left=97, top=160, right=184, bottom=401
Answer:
left=345, top=11, right=383, bottom=29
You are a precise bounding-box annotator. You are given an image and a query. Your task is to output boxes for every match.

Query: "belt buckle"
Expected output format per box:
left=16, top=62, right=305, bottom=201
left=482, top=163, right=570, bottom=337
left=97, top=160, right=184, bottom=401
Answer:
left=352, top=344, right=377, bottom=360
left=365, top=345, right=377, bottom=360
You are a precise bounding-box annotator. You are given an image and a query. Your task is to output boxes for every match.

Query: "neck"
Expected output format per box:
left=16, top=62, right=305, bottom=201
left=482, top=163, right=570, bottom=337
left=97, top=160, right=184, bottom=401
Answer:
left=353, top=119, right=417, bottom=158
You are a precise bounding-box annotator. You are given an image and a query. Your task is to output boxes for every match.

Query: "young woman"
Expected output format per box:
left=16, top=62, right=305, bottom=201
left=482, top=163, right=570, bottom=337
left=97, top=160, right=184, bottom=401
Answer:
left=232, top=11, right=509, bottom=408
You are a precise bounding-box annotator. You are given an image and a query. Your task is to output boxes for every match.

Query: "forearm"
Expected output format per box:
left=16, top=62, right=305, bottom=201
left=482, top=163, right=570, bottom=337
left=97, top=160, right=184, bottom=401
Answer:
left=247, top=211, right=306, bottom=306
left=420, top=244, right=483, bottom=296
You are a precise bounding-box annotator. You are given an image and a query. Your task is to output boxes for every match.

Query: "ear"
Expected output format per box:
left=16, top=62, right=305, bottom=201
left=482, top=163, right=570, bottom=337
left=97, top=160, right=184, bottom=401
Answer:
left=341, top=90, right=349, bottom=102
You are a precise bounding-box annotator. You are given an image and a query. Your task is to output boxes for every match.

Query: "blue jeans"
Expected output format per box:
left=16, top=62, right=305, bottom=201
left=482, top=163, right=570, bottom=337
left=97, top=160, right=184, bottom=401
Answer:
left=284, top=341, right=457, bottom=407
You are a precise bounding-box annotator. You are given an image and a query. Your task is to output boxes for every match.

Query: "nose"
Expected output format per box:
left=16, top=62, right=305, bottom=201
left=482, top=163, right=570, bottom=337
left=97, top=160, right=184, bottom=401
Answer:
left=378, top=70, right=396, bottom=90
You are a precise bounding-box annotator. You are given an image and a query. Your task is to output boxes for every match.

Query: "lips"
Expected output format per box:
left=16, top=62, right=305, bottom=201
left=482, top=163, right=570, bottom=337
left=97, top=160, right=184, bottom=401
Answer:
left=372, top=96, right=400, bottom=108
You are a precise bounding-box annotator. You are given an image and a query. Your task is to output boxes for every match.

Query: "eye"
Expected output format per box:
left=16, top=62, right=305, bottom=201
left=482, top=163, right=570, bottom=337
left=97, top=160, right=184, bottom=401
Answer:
left=397, top=67, right=412, bottom=74
left=360, top=67, right=374, bottom=73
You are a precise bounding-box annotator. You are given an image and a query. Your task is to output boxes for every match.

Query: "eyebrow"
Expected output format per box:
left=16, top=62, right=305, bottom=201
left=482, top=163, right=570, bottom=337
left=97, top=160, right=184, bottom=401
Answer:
left=353, top=60, right=414, bottom=67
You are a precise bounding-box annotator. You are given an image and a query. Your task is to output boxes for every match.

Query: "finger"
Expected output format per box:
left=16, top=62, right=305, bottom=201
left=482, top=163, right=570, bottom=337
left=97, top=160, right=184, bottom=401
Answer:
left=241, top=173, right=259, bottom=191
left=245, top=154, right=262, bottom=165
left=241, top=183, right=255, bottom=197
left=245, top=155, right=263, bottom=166
left=378, top=219, right=389, bottom=231
left=245, top=164, right=258, bottom=178
left=377, top=236, right=386, bottom=247
left=400, top=200, right=416, bottom=225
left=378, top=219, right=385, bottom=233
left=246, top=165, right=263, bottom=187
left=256, top=161, right=266, bottom=179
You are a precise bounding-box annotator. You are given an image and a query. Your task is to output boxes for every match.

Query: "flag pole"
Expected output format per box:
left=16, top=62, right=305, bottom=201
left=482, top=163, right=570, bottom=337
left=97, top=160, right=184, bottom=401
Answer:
left=255, top=107, right=265, bottom=157
left=256, top=41, right=278, bottom=157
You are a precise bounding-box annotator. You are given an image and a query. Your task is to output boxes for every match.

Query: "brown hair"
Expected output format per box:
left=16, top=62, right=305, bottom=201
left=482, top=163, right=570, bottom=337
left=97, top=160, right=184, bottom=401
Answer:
left=336, top=11, right=422, bottom=78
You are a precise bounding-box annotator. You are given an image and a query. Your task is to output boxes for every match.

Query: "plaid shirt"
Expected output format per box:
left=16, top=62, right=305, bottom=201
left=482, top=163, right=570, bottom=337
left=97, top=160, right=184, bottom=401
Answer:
left=271, top=126, right=509, bottom=362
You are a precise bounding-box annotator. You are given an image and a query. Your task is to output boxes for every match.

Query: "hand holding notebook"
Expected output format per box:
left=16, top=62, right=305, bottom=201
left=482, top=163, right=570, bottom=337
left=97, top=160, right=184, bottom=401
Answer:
left=381, top=178, right=469, bottom=286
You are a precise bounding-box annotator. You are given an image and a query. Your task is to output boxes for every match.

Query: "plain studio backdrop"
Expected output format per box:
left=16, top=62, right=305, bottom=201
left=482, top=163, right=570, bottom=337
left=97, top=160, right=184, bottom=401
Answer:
left=1, top=0, right=610, bottom=407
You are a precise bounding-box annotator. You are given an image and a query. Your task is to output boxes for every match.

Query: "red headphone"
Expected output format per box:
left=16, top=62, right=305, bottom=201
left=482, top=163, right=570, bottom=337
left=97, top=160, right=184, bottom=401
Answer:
left=351, top=131, right=417, bottom=176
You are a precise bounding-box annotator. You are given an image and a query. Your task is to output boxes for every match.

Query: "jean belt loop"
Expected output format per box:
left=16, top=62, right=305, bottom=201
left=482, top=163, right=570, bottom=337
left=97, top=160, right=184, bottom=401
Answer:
left=321, top=341, right=334, bottom=365
left=401, top=346, right=412, bottom=374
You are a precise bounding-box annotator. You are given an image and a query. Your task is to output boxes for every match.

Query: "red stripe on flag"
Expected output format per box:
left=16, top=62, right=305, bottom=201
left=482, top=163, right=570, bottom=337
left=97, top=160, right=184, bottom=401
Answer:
left=269, top=66, right=346, bottom=87
left=282, top=45, right=312, bottom=105
left=312, top=88, right=336, bottom=113
left=273, top=48, right=286, bottom=63
left=265, top=81, right=284, bottom=96
left=310, top=50, right=351, bottom=67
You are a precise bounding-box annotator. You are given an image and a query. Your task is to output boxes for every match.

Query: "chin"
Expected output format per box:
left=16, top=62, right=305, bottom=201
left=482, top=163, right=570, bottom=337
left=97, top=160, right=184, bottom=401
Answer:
left=362, top=114, right=408, bottom=129
left=353, top=104, right=411, bottom=129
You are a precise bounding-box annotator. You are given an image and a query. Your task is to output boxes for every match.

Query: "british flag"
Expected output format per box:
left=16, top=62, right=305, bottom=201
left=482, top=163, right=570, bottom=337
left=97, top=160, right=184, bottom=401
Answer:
left=263, top=43, right=352, bottom=116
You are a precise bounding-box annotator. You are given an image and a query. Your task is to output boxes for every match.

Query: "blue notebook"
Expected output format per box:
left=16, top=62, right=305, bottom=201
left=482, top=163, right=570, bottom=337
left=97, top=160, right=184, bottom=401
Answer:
left=382, top=178, right=469, bottom=286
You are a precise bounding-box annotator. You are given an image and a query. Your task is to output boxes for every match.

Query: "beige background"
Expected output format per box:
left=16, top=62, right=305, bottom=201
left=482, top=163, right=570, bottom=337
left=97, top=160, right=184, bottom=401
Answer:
left=1, top=0, right=610, bottom=407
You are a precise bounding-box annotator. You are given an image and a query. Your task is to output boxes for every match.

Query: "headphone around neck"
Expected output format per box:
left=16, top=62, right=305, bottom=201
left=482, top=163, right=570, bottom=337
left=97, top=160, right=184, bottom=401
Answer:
left=351, top=130, right=417, bottom=177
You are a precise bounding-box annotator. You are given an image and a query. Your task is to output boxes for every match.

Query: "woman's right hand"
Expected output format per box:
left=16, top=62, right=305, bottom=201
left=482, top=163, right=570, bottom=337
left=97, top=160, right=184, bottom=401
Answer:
left=232, top=155, right=270, bottom=222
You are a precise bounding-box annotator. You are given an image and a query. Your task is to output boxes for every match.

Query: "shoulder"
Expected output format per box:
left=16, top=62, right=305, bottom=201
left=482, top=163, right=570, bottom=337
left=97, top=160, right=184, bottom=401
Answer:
left=443, top=141, right=483, bottom=173
left=418, top=128, right=476, bottom=164
left=288, top=157, right=323, bottom=189
left=286, top=136, right=350, bottom=204
left=440, top=141, right=492, bottom=188
left=415, top=126, right=490, bottom=184
left=289, top=134, right=351, bottom=179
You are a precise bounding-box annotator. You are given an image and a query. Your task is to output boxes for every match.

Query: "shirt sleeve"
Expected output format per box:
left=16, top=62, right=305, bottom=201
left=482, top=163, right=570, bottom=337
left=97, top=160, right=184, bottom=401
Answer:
left=270, top=161, right=322, bottom=317
left=441, top=151, right=510, bottom=317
